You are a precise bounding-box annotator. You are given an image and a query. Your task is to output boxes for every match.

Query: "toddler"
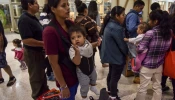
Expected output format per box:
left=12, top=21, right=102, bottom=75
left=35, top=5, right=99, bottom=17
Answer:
left=12, top=39, right=27, bottom=70
left=69, top=25, right=99, bottom=100
left=124, top=22, right=149, bottom=57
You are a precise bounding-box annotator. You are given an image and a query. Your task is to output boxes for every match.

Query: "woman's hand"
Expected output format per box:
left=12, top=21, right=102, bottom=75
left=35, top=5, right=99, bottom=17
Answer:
left=124, top=38, right=129, bottom=42
left=97, top=37, right=102, bottom=46
left=61, top=87, right=70, bottom=99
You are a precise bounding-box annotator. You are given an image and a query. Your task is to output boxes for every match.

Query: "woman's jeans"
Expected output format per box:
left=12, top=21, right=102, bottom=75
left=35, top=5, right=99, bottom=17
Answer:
left=107, top=64, right=124, bottom=97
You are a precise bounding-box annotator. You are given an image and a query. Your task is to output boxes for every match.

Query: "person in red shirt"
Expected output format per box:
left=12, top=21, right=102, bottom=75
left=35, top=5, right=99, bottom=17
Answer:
left=43, top=0, right=78, bottom=100
left=12, top=39, right=27, bottom=70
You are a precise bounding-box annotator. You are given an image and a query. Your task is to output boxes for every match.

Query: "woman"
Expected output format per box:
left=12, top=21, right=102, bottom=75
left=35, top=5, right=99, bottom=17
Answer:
left=88, top=1, right=101, bottom=27
left=101, top=6, right=128, bottom=100
left=43, top=0, right=78, bottom=100
left=135, top=10, right=172, bottom=100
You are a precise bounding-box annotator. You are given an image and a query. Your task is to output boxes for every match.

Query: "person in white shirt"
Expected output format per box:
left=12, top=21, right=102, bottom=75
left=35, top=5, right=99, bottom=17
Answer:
left=124, top=22, right=149, bottom=55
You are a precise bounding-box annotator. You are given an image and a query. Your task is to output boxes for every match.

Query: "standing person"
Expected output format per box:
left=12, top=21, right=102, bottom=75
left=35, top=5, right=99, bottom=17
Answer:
left=39, top=4, right=55, bottom=81
left=69, top=25, right=100, bottom=100
left=74, top=0, right=99, bottom=63
left=88, top=1, right=101, bottom=27
left=101, top=6, right=128, bottom=100
left=43, top=0, right=79, bottom=100
left=18, top=0, right=49, bottom=99
left=150, top=2, right=160, bottom=11
left=12, top=39, right=27, bottom=70
left=0, top=20, right=16, bottom=86
left=135, top=10, right=171, bottom=100
left=125, top=0, right=145, bottom=83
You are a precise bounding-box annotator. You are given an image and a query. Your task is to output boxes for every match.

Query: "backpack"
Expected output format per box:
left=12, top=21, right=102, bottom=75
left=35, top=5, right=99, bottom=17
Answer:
left=47, top=20, right=77, bottom=76
left=123, top=11, right=139, bottom=38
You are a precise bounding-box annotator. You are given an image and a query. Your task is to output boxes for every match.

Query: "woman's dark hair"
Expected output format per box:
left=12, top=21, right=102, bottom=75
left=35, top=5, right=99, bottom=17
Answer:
left=88, top=1, right=98, bottom=20
left=13, top=39, right=22, bottom=48
left=170, top=13, right=175, bottom=34
left=43, top=4, right=50, bottom=14
left=47, top=0, right=61, bottom=14
left=21, top=0, right=35, bottom=10
left=134, top=0, right=145, bottom=7
left=150, top=2, right=160, bottom=11
left=75, top=0, right=87, bottom=14
left=149, top=10, right=171, bottom=40
left=68, top=25, right=87, bottom=37
left=99, top=6, right=125, bottom=36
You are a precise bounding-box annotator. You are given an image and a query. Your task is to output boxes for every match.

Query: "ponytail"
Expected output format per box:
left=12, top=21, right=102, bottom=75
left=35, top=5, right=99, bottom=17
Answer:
left=159, top=11, right=171, bottom=40
left=99, top=12, right=111, bottom=36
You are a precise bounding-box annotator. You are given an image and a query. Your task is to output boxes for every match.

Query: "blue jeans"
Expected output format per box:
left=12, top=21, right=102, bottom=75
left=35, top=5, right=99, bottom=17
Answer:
left=62, top=83, right=79, bottom=100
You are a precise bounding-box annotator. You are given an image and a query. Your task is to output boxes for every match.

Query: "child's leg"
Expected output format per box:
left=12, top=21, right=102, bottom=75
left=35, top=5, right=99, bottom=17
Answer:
left=89, top=69, right=99, bottom=95
left=21, top=60, right=27, bottom=70
left=76, top=68, right=90, bottom=99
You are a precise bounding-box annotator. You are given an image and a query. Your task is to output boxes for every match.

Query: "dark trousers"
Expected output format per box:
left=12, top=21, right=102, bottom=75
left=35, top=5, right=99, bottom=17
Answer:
left=107, top=64, right=124, bottom=97
left=161, top=75, right=168, bottom=88
left=44, top=57, right=53, bottom=76
left=24, top=49, right=49, bottom=99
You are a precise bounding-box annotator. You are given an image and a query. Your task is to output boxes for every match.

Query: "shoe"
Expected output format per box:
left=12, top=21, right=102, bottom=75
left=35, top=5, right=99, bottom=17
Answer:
left=7, top=76, right=16, bottom=87
left=102, top=63, right=109, bottom=67
left=47, top=75, right=55, bottom=81
left=162, top=86, right=170, bottom=92
left=90, top=86, right=100, bottom=95
left=108, top=96, right=121, bottom=100
left=0, top=78, right=4, bottom=84
left=133, top=77, right=140, bottom=84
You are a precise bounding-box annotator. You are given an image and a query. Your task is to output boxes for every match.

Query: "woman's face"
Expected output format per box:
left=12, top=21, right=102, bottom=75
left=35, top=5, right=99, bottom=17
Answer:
left=148, top=19, right=157, bottom=28
left=51, top=0, right=70, bottom=19
left=116, top=11, right=125, bottom=24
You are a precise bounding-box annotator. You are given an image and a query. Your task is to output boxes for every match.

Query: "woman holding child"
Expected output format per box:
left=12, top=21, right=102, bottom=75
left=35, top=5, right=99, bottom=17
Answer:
left=135, top=10, right=172, bottom=100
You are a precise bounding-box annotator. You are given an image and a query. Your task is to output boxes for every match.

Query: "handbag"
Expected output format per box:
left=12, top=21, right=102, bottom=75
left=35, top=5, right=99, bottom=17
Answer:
left=131, top=49, right=147, bottom=72
left=163, top=34, right=175, bottom=78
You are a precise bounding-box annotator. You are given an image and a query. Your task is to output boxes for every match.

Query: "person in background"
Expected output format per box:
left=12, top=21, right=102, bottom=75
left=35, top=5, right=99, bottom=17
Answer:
left=43, top=0, right=79, bottom=99
left=88, top=1, right=101, bottom=27
left=12, top=39, right=27, bottom=70
left=101, top=6, right=128, bottom=100
left=39, top=3, right=55, bottom=81
left=69, top=25, right=100, bottom=100
left=135, top=10, right=171, bottom=100
left=18, top=0, right=49, bottom=99
left=0, top=20, right=16, bottom=86
left=150, top=2, right=160, bottom=11
left=125, top=0, right=145, bottom=84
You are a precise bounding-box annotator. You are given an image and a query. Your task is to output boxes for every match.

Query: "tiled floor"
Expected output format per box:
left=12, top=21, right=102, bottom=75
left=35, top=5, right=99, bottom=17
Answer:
left=0, top=33, right=174, bottom=100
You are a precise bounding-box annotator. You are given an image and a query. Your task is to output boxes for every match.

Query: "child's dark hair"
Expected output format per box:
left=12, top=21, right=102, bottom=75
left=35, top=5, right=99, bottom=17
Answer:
left=138, top=22, right=150, bottom=33
left=149, top=10, right=171, bottom=40
left=13, top=39, right=22, bottom=48
left=68, top=25, right=87, bottom=37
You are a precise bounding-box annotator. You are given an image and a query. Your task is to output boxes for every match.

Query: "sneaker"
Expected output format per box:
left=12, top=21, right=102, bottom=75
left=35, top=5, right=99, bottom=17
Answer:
left=7, top=76, right=16, bottom=87
left=47, top=75, right=55, bottom=81
left=0, top=78, right=4, bottom=84
left=133, top=77, right=140, bottom=84
left=162, top=86, right=170, bottom=92
left=90, top=86, right=100, bottom=95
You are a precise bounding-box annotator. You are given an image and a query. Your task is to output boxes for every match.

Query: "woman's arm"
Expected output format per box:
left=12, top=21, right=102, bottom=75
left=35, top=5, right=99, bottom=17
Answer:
left=48, top=55, right=66, bottom=87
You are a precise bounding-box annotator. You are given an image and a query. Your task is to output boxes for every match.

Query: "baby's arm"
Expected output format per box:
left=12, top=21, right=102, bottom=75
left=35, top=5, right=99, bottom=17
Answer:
left=69, top=46, right=81, bottom=65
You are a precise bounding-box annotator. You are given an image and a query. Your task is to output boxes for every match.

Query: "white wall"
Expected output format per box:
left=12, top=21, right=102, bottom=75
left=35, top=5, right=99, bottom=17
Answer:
left=0, top=0, right=10, bottom=4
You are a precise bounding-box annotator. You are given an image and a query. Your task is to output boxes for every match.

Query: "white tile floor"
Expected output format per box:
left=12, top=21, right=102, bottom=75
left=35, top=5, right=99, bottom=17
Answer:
left=0, top=33, right=174, bottom=100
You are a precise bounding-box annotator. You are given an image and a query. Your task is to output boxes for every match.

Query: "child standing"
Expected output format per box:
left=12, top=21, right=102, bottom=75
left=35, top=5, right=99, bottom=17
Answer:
left=12, top=39, right=27, bottom=70
left=69, top=25, right=99, bottom=100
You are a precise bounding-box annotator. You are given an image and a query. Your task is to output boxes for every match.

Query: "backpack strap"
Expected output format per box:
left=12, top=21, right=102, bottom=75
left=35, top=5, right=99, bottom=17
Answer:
left=48, top=20, right=76, bottom=76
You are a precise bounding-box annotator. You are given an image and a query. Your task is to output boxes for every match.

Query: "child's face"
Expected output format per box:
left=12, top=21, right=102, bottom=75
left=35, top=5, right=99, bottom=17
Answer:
left=137, top=27, right=143, bottom=34
left=13, top=43, right=17, bottom=47
left=70, top=32, right=86, bottom=46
